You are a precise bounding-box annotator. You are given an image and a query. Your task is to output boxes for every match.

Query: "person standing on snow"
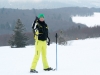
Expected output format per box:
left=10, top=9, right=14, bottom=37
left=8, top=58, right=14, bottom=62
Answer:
left=30, top=14, right=53, bottom=73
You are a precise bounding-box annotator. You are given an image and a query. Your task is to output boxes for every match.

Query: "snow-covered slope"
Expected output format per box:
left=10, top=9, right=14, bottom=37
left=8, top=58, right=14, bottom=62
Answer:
left=0, top=38, right=100, bottom=75
left=72, top=12, right=100, bottom=27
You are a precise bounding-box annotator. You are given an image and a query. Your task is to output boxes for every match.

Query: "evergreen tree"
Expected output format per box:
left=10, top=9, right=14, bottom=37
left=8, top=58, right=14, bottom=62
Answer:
left=9, top=19, right=28, bottom=48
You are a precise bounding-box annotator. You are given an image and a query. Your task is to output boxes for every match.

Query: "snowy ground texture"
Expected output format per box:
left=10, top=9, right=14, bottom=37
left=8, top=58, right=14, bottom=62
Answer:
left=72, top=12, right=100, bottom=27
left=0, top=38, right=100, bottom=75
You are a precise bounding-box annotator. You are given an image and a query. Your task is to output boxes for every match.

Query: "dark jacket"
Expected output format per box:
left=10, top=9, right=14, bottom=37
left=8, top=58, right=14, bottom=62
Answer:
left=32, top=19, right=48, bottom=41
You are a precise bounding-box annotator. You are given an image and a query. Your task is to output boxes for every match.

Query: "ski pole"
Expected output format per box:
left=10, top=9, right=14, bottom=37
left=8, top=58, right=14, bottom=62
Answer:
left=55, top=33, right=58, bottom=70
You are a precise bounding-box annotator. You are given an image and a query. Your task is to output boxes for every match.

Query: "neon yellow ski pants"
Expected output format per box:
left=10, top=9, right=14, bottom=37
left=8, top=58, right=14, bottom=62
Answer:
left=30, top=40, right=49, bottom=69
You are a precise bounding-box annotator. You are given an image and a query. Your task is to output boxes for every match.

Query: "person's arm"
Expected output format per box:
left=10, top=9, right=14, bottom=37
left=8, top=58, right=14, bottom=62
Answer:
left=46, top=25, right=50, bottom=45
left=32, top=17, right=39, bottom=36
left=32, top=16, right=38, bottom=29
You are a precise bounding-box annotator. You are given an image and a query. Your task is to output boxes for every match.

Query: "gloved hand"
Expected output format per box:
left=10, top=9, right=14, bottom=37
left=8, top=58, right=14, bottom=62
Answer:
left=47, top=37, right=50, bottom=45
left=35, top=16, right=39, bottom=21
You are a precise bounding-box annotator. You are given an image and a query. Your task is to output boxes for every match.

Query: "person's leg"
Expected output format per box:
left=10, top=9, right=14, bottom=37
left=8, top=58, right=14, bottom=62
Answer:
left=41, top=41, right=49, bottom=69
left=30, top=40, right=41, bottom=70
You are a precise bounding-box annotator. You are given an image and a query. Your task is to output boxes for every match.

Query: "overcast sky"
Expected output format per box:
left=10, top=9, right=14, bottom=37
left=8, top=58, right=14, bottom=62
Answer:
left=0, top=0, right=100, bottom=9
left=0, top=0, right=99, bottom=3
left=8, top=0, right=42, bottom=2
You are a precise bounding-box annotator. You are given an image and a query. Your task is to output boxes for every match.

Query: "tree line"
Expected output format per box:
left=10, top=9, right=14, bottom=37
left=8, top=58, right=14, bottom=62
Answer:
left=0, top=19, right=100, bottom=46
left=1, top=7, right=100, bottom=35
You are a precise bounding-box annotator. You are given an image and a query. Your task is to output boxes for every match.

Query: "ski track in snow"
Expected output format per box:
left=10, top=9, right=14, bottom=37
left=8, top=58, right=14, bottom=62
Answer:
left=0, top=38, right=100, bottom=75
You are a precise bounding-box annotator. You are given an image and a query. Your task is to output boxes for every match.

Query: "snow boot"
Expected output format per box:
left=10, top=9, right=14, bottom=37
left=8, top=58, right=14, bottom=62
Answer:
left=30, top=69, right=38, bottom=73
left=44, top=67, right=55, bottom=71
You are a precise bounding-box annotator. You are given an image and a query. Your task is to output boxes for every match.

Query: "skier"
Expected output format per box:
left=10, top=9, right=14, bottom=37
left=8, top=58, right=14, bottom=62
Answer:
left=30, top=14, right=53, bottom=73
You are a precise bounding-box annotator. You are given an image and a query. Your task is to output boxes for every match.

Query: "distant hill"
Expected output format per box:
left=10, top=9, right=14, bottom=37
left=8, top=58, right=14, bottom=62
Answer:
left=0, top=7, right=100, bottom=35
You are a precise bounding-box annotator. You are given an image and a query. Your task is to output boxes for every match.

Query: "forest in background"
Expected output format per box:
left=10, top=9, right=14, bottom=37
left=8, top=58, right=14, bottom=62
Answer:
left=0, top=7, right=100, bottom=46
